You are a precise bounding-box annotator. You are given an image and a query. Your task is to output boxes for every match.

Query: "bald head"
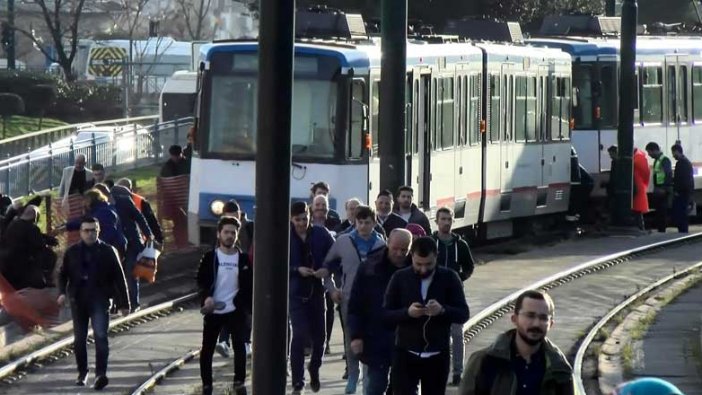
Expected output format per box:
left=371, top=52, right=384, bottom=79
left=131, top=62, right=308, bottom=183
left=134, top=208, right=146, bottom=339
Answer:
left=312, top=194, right=329, bottom=217
left=20, top=205, right=39, bottom=223
left=387, top=228, right=412, bottom=267
left=74, top=154, right=86, bottom=171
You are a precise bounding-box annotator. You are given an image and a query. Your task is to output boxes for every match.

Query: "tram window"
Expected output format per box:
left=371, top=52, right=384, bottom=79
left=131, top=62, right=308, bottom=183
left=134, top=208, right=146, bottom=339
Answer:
left=469, top=75, right=480, bottom=145
left=489, top=75, right=500, bottom=142
left=515, top=76, right=527, bottom=142
left=440, top=78, right=454, bottom=148
left=459, top=76, right=466, bottom=146
left=693, top=66, right=702, bottom=121
left=572, top=64, right=594, bottom=129
left=371, top=81, right=380, bottom=155
left=681, top=66, right=688, bottom=123
left=641, top=66, right=663, bottom=123
left=526, top=77, right=537, bottom=141
left=667, top=66, right=677, bottom=123
left=560, top=77, right=571, bottom=140
left=208, top=77, right=257, bottom=154
left=348, top=80, right=365, bottom=159
left=550, top=76, right=561, bottom=141
left=634, top=68, right=640, bottom=123
left=599, top=65, right=618, bottom=128
left=432, top=78, right=438, bottom=150
left=413, top=80, right=419, bottom=153
left=405, top=77, right=412, bottom=155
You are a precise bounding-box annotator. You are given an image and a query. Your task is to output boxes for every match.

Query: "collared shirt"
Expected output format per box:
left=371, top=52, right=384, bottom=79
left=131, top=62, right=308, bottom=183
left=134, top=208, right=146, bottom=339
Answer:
left=511, top=341, right=546, bottom=395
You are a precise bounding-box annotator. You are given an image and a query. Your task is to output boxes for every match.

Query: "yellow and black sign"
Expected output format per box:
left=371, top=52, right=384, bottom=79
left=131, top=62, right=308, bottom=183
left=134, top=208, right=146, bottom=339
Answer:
left=88, top=47, right=127, bottom=77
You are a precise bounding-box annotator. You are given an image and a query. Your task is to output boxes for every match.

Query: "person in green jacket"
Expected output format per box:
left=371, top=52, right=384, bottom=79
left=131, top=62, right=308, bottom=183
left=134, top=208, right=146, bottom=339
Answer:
left=459, top=290, right=574, bottom=395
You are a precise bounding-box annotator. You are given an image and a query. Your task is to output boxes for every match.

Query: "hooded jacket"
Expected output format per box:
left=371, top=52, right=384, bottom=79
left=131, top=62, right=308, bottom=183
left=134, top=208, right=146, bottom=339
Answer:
left=394, top=203, right=432, bottom=235
left=431, top=232, right=475, bottom=281
left=323, top=230, right=385, bottom=299
left=67, top=201, right=127, bottom=255
left=289, top=224, right=334, bottom=300
left=459, top=329, right=574, bottom=395
left=110, top=185, right=153, bottom=245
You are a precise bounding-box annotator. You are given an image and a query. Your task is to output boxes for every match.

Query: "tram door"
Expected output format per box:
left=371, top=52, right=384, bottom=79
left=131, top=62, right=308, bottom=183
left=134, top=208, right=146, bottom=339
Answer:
left=415, top=69, right=432, bottom=210
left=665, top=55, right=691, bottom=151
left=500, top=64, right=515, bottom=203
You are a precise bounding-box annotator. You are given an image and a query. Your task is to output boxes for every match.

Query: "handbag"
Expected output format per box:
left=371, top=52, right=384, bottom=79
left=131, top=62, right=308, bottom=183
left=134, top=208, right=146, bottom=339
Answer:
left=133, top=241, right=161, bottom=283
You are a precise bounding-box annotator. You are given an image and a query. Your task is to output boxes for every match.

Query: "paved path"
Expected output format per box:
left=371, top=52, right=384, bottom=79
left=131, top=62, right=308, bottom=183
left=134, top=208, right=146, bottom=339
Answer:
left=636, top=282, right=702, bottom=395
left=2, top=229, right=700, bottom=394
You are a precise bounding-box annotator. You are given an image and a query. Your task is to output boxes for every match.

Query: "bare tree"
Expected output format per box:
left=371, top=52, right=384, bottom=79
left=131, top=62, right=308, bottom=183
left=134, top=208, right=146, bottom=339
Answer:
left=11, top=0, right=88, bottom=81
left=175, top=0, right=214, bottom=40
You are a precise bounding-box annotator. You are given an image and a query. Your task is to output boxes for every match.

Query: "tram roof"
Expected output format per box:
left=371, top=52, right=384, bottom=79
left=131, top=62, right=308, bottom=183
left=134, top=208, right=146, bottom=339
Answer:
left=527, top=36, right=702, bottom=58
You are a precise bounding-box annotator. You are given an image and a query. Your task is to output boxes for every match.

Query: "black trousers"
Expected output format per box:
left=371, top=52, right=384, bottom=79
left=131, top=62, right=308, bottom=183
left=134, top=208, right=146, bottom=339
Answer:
left=652, top=188, right=670, bottom=232
left=200, top=310, right=248, bottom=387
left=391, top=349, right=450, bottom=395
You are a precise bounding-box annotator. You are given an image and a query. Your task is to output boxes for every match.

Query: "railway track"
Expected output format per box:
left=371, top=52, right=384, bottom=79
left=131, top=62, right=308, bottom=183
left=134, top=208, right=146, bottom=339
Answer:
left=2, top=232, right=701, bottom=394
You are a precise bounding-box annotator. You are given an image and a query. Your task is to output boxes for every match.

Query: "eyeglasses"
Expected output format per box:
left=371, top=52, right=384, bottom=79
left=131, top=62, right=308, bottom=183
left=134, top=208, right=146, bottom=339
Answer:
left=518, top=312, right=551, bottom=322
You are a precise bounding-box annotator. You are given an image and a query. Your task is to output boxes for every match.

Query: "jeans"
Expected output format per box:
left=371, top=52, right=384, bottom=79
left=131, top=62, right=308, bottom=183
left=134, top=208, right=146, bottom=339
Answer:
left=391, top=349, right=450, bottom=395
left=200, top=310, right=248, bottom=387
left=671, top=194, right=690, bottom=233
left=325, top=292, right=335, bottom=345
left=450, top=323, right=464, bottom=376
left=340, top=300, right=360, bottom=384
left=71, top=299, right=110, bottom=376
left=290, top=294, right=326, bottom=387
left=363, top=363, right=390, bottom=395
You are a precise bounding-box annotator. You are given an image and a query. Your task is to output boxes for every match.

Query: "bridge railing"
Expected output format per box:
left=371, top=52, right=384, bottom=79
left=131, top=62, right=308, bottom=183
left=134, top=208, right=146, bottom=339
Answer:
left=0, top=115, right=160, bottom=160
left=0, top=117, right=193, bottom=199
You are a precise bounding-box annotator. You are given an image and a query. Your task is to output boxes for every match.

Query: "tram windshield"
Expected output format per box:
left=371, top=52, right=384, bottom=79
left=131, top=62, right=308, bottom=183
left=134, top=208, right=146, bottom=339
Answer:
left=572, top=61, right=617, bottom=130
left=204, top=52, right=341, bottom=160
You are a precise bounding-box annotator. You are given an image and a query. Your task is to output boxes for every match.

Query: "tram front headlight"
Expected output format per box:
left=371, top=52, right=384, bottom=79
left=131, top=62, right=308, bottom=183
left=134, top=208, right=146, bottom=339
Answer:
left=210, top=199, right=226, bottom=216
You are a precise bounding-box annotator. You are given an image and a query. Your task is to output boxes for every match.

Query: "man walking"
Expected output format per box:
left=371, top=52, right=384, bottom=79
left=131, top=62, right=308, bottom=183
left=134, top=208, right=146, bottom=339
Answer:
left=394, top=186, right=432, bottom=235
left=321, top=206, right=385, bottom=394
left=197, top=216, right=252, bottom=395
left=57, top=216, right=130, bottom=390
left=383, top=236, right=470, bottom=394
left=375, top=190, right=407, bottom=236
left=348, top=229, right=412, bottom=395
left=289, top=202, right=335, bottom=394
left=459, top=290, right=574, bottom=395
left=671, top=144, right=694, bottom=233
left=646, top=142, right=673, bottom=232
left=430, top=206, right=475, bottom=385
left=310, top=181, right=341, bottom=223
left=58, top=154, right=94, bottom=206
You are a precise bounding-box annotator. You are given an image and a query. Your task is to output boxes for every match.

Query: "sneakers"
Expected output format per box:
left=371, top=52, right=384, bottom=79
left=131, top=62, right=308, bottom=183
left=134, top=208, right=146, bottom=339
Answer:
left=93, top=375, right=109, bottom=390
left=75, top=371, right=89, bottom=386
left=245, top=342, right=252, bottom=357
left=233, top=380, right=247, bottom=394
left=292, top=384, right=304, bottom=395
left=451, top=373, right=462, bottom=386
left=308, top=368, right=320, bottom=393
left=215, top=341, right=231, bottom=358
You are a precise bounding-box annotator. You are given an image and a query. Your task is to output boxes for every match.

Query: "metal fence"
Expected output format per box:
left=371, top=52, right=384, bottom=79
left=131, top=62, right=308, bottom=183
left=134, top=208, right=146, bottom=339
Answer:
left=0, top=117, right=193, bottom=199
left=0, top=115, right=160, bottom=159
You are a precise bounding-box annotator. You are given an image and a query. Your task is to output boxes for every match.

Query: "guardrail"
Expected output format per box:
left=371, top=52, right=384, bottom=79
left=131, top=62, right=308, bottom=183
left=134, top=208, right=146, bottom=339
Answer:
left=0, top=117, right=193, bottom=199
left=0, top=115, right=159, bottom=159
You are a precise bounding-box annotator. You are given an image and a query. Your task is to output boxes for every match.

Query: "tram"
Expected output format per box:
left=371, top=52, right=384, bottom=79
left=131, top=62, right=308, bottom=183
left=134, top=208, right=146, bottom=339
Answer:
left=186, top=10, right=574, bottom=245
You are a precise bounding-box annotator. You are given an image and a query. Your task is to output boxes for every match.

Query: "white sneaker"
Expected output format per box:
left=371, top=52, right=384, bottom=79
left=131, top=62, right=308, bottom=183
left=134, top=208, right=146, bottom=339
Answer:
left=245, top=342, right=252, bottom=357
left=215, top=341, right=230, bottom=358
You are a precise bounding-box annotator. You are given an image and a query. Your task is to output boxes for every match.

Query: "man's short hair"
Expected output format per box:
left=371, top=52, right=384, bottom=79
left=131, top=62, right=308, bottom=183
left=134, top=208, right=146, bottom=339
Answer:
left=104, top=179, right=115, bottom=188
left=116, top=178, right=133, bottom=190
left=645, top=142, right=660, bottom=151
left=345, top=197, right=362, bottom=209
left=80, top=216, right=99, bottom=227
left=514, top=290, right=555, bottom=316
left=671, top=144, right=684, bottom=155
left=169, top=145, right=183, bottom=156
left=223, top=199, right=240, bottom=214
left=436, top=206, right=454, bottom=218
left=355, top=205, right=376, bottom=221
left=311, top=181, right=330, bottom=194
left=377, top=189, right=393, bottom=200
left=607, top=145, right=618, bottom=153
left=217, top=216, right=241, bottom=232
left=291, top=201, right=309, bottom=216
left=410, top=236, right=437, bottom=257
left=397, top=185, right=414, bottom=196
left=91, top=163, right=105, bottom=172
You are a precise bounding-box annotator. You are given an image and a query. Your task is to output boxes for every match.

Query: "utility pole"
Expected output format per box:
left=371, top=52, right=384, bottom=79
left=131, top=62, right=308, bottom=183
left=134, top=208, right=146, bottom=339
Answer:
left=251, top=0, right=294, bottom=394
left=606, top=0, right=617, bottom=16
left=6, top=0, right=16, bottom=69
left=379, top=0, right=407, bottom=194
left=613, top=0, right=637, bottom=227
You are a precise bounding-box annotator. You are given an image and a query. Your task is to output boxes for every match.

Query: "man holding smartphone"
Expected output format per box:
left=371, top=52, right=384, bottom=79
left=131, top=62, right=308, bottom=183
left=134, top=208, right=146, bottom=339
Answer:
left=383, top=236, right=470, bottom=394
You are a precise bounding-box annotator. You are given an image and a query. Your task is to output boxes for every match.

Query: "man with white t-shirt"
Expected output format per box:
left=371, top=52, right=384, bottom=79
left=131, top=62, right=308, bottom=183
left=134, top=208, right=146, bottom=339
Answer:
left=197, top=216, right=253, bottom=395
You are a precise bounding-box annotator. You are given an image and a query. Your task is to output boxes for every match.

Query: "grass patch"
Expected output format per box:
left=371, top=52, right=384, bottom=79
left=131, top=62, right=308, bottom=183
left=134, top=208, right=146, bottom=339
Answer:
left=110, top=164, right=160, bottom=200
left=621, top=342, right=634, bottom=376
left=1, top=115, right=67, bottom=139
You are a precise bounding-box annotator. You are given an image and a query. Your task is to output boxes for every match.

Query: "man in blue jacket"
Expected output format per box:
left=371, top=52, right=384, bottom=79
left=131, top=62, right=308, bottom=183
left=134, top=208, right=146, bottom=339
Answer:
left=288, top=201, right=335, bottom=394
left=384, top=236, right=470, bottom=394
left=348, top=228, right=412, bottom=395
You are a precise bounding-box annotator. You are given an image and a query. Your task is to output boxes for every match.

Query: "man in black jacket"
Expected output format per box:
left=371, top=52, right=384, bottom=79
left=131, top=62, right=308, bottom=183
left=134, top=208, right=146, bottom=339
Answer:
left=430, top=206, right=475, bottom=385
left=57, top=216, right=130, bottom=390
left=383, top=236, right=470, bottom=394
left=671, top=144, right=694, bottom=233
left=376, top=190, right=408, bottom=236
left=197, top=216, right=252, bottom=395
left=394, top=186, right=432, bottom=235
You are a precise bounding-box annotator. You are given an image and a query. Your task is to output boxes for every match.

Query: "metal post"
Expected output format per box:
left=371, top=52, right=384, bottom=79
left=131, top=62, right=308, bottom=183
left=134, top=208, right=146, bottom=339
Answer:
left=48, top=143, right=53, bottom=190
left=251, top=0, right=294, bottom=393
left=6, top=0, right=16, bottom=69
left=605, top=0, right=617, bottom=16
left=173, top=118, right=180, bottom=146
left=379, top=0, right=408, bottom=194
left=153, top=118, right=160, bottom=163
left=4, top=154, right=10, bottom=195
left=25, top=154, right=30, bottom=196
left=45, top=195, right=52, bottom=233
left=133, top=124, right=138, bottom=169
left=91, top=132, right=97, bottom=165
left=613, top=0, right=637, bottom=226
left=68, top=140, right=75, bottom=166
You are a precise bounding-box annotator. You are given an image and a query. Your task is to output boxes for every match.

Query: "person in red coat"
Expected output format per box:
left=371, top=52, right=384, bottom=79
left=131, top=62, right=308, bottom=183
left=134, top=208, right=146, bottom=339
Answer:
left=632, top=148, right=650, bottom=229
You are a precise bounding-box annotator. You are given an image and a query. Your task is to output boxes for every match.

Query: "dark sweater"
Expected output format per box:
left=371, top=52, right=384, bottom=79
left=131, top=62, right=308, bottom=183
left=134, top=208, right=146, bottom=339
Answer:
left=673, top=155, right=694, bottom=195
left=383, top=266, right=470, bottom=353
left=431, top=232, right=475, bottom=281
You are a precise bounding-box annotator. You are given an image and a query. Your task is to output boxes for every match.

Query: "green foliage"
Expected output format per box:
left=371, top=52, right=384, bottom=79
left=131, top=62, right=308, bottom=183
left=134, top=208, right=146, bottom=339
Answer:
left=0, top=70, right=55, bottom=116
left=483, top=0, right=605, bottom=30
left=48, top=81, right=123, bottom=123
left=0, top=93, right=25, bottom=117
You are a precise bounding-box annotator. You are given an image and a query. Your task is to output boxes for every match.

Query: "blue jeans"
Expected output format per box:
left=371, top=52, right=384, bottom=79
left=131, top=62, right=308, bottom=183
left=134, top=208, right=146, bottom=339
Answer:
left=289, top=294, right=326, bottom=387
left=363, top=363, right=390, bottom=395
left=72, top=299, right=110, bottom=376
